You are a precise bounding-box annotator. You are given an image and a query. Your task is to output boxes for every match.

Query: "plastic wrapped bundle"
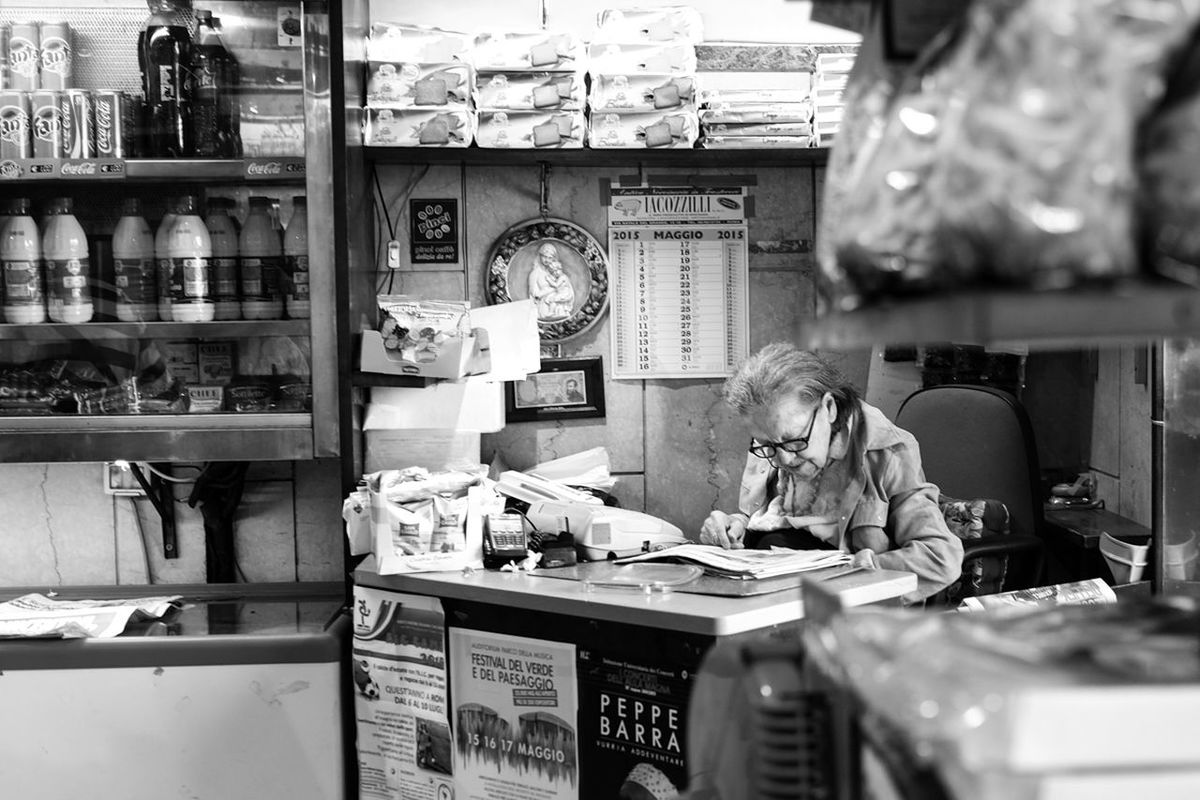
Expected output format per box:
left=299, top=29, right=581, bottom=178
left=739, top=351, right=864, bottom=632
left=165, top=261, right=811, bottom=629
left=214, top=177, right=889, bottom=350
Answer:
left=827, top=0, right=1200, bottom=306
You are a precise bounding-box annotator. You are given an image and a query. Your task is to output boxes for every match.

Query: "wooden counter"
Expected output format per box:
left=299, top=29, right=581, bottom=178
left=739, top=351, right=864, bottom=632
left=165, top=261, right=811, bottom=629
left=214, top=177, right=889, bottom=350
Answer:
left=354, top=563, right=916, bottom=637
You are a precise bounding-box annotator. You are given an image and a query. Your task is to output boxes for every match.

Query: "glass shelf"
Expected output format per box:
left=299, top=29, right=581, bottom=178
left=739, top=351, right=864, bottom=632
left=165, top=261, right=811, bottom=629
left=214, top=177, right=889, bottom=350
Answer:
left=0, top=320, right=310, bottom=341
left=362, top=146, right=830, bottom=168
left=797, top=280, right=1200, bottom=349
left=0, top=157, right=306, bottom=183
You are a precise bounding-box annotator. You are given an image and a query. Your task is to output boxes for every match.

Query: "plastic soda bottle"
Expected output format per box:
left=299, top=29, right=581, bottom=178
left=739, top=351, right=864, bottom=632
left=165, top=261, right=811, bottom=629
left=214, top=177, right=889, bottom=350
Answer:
left=165, top=195, right=214, bottom=322
left=43, top=197, right=93, bottom=323
left=139, top=0, right=192, bottom=157
left=284, top=195, right=309, bottom=319
left=205, top=196, right=240, bottom=320
left=154, top=199, right=179, bottom=320
left=0, top=198, right=45, bottom=324
left=239, top=195, right=283, bottom=319
left=113, top=197, right=158, bottom=322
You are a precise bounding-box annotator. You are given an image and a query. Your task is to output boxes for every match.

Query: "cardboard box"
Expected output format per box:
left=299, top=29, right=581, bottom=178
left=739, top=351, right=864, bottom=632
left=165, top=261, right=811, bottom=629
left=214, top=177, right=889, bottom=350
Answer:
left=364, top=428, right=482, bottom=473
left=359, top=328, right=490, bottom=379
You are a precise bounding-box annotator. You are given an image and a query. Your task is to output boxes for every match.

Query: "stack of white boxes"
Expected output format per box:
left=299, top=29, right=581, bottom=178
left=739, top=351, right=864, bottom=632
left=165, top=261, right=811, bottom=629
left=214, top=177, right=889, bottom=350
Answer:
left=472, top=31, right=588, bottom=149
left=586, top=6, right=703, bottom=149
left=812, top=50, right=856, bottom=147
left=696, top=44, right=816, bottom=149
left=363, top=22, right=476, bottom=147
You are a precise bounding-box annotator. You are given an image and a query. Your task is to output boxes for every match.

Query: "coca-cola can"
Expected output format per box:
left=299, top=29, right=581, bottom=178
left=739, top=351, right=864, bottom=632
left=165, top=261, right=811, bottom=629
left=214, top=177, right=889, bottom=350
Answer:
left=63, top=88, right=91, bottom=158
left=92, top=90, right=129, bottom=158
left=38, top=22, right=71, bottom=91
left=8, top=22, right=38, bottom=92
left=0, top=25, right=11, bottom=90
left=0, top=90, right=31, bottom=159
left=30, top=90, right=62, bottom=158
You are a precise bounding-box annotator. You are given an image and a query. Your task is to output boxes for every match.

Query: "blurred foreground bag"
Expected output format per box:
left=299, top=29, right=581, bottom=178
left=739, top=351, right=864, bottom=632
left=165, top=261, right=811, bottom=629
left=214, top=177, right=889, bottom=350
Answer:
left=820, top=0, right=1200, bottom=310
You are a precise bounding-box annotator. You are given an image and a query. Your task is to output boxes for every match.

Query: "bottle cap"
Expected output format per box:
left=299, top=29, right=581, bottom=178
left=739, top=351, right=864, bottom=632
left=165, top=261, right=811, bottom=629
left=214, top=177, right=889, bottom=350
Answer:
left=249, top=195, right=271, bottom=208
left=13, top=198, right=31, bottom=214
left=122, top=197, right=142, bottom=215
left=293, top=195, right=307, bottom=205
left=177, top=195, right=198, bottom=214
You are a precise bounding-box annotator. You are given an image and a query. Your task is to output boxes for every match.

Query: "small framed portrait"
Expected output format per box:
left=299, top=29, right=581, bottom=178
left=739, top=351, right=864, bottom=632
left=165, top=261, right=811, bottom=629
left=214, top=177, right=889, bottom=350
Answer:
left=506, top=357, right=606, bottom=422
left=486, top=218, right=609, bottom=343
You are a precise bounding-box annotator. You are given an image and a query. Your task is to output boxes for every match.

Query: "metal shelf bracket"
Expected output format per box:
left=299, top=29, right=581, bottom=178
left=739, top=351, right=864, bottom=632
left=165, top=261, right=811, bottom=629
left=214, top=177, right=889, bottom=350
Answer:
left=128, top=463, right=179, bottom=560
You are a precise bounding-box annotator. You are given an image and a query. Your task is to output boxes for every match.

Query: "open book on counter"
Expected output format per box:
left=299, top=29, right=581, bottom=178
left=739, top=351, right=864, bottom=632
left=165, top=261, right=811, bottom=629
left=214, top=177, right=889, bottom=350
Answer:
left=614, top=543, right=853, bottom=580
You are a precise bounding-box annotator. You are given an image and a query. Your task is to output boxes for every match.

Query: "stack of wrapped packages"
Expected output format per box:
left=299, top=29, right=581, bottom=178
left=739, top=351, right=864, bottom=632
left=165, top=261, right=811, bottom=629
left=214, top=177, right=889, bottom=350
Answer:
left=586, top=6, right=703, bottom=149
left=696, top=43, right=825, bottom=149
left=363, top=22, right=475, bottom=147
left=811, top=50, right=855, bottom=147
left=472, top=31, right=588, bottom=149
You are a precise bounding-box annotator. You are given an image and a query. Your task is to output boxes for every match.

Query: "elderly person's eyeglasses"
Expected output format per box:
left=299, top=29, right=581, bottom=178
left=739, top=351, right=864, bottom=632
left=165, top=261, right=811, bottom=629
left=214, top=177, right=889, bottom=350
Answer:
left=748, top=408, right=818, bottom=459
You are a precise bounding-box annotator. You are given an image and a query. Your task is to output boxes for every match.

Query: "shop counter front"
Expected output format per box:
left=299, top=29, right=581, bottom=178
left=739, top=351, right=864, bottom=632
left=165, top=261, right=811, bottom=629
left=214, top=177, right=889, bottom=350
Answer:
left=351, top=563, right=916, bottom=800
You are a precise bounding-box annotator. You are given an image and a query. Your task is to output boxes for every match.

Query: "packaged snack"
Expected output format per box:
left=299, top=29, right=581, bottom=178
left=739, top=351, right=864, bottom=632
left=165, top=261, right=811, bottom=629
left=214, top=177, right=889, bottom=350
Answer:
left=363, top=107, right=474, bottom=147
left=594, top=6, right=704, bottom=44
left=367, top=22, right=472, bottom=64
left=588, top=110, right=699, bottom=149
left=589, top=74, right=696, bottom=112
left=587, top=42, right=697, bottom=75
left=474, top=70, right=585, bottom=111
left=471, top=31, right=585, bottom=71
left=366, top=62, right=472, bottom=108
left=475, top=109, right=585, bottom=148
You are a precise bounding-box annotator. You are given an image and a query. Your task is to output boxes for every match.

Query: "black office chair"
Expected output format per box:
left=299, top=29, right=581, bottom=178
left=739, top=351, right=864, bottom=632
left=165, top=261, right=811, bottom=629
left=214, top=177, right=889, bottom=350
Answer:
left=895, top=384, right=1047, bottom=600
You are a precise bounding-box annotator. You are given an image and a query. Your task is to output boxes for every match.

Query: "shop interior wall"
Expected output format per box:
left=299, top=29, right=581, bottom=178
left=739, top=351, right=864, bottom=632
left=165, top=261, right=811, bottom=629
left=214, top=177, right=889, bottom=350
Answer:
left=359, top=2, right=861, bottom=536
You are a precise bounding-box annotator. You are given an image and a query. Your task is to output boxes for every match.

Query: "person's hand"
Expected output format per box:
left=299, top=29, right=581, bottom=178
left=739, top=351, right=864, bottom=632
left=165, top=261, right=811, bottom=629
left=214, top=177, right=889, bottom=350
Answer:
left=700, top=511, right=748, bottom=549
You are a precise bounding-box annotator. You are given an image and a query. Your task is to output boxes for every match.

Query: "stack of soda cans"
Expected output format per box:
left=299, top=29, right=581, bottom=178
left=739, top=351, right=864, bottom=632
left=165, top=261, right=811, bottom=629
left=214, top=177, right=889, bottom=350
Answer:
left=0, top=20, right=140, bottom=161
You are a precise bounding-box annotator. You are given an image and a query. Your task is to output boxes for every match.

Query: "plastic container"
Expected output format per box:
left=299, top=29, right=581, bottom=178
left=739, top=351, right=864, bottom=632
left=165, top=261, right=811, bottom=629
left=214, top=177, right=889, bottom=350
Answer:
left=112, top=197, right=158, bottom=322
left=165, top=195, right=214, bottom=322
left=1099, top=532, right=1150, bottom=584
left=155, top=200, right=179, bottom=321
left=205, top=196, right=240, bottom=320
left=140, top=0, right=192, bottom=157
left=239, top=195, right=283, bottom=319
left=43, top=197, right=93, bottom=323
left=0, top=198, right=45, bottom=324
left=283, top=195, right=309, bottom=319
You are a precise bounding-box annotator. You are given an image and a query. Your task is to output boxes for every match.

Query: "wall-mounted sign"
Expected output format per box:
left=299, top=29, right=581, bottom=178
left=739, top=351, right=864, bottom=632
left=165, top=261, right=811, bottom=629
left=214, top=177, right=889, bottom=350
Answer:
left=608, top=185, right=749, bottom=379
left=410, top=199, right=460, bottom=264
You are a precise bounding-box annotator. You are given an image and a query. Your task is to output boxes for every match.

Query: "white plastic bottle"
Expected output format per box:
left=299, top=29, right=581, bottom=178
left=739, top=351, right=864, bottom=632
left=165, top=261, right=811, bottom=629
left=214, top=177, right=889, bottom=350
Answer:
left=155, top=198, right=179, bottom=321
left=205, top=196, right=240, bottom=320
left=43, top=197, right=94, bottom=324
left=239, top=195, right=283, bottom=319
left=165, top=195, right=215, bottom=322
left=113, top=197, right=158, bottom=322
left=283, top=195, right=309, bottom=319
left=0, top=198, right=45, bottom=324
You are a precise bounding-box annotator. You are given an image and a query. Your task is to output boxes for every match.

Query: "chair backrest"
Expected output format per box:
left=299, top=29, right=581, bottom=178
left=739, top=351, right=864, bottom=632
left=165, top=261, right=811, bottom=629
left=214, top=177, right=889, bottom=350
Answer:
left=895, top=384, right=1044, bottom=539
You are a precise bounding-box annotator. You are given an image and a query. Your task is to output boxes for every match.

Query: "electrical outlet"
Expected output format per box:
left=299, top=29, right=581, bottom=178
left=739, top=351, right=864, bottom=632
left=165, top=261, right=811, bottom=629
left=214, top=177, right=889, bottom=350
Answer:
left=103, top=461, right=146, bottom=497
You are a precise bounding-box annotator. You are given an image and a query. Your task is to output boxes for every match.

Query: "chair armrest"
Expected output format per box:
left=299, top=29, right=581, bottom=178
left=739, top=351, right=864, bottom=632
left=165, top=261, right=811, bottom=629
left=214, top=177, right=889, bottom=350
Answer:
left=961, top=533, right=1043, bottom=562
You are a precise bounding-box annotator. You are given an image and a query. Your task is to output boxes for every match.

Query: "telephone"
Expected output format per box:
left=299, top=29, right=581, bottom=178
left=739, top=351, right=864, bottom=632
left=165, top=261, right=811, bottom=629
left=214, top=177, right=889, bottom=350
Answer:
left=482, top=513, right=529, bottom=567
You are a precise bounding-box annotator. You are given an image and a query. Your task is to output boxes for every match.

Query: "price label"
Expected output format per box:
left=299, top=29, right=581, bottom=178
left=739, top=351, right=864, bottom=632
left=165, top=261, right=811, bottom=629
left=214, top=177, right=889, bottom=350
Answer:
left=608, top=186, right=749, bottom=379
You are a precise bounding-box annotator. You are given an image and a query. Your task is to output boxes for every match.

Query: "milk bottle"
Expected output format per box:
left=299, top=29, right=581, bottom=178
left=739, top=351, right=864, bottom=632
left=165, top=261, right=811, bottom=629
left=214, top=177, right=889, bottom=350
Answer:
left=283, top=195, right=309, bottom=319
left=0, top=198, right=45, bottom=324
left=205, top=196, right=240, bottom=320
left=165, top=195, right=214, bottom=322
left=43, top=197, right=93, bottom=324
left=113, top=198, right=157, bottom=322
left=239, top=195, right=282, bottom=319
left=155, top=199, right=179, bottom=320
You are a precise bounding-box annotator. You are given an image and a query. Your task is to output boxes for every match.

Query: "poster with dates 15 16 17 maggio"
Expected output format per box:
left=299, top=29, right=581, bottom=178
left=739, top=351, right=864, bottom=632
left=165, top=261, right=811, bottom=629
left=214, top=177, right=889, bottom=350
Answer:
left=450, top=629, right=579, bottom=800
left=608, top=185, right=749, bottom=380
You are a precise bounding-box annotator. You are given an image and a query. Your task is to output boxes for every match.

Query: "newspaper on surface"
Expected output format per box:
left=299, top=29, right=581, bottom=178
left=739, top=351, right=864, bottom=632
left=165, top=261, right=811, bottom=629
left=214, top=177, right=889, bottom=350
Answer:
left=0, top=593, right=183, bottom=639
left=614, top=543, right=852, bottom=579
left=957, top=577, right=1117, bottom=613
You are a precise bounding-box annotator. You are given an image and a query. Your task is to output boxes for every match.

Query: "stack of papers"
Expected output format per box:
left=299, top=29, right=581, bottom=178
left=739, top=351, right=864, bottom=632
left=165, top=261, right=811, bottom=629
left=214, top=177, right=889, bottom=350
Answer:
left=615, top=544, right=852, bottom=580
left=530, top=447, right=616, bottom=493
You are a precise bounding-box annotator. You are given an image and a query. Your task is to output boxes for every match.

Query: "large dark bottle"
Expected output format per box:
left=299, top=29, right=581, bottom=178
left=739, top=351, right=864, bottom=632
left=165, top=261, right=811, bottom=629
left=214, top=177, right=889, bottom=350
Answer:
left=212, top=16, right=243, bottom=157
left=138, top=0, right=192, bottom=157
left=190, top=10, right=223, bottom=157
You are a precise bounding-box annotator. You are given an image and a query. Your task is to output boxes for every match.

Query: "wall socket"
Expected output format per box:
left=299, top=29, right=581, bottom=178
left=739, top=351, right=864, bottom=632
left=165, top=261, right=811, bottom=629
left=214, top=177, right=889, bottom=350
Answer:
left=103, top=461, right=146, bottom=497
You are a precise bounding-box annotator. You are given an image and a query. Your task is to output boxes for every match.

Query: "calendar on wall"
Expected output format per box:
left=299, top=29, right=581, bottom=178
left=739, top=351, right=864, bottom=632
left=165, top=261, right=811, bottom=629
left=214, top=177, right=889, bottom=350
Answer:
left=608, top=185, right=749, bottom=380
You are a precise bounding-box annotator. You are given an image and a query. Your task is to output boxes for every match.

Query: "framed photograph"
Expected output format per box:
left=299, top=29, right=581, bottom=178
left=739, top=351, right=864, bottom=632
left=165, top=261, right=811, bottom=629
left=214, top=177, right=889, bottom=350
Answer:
left=506, top=357, right=606, bottom=423
left=485, top=218, right=609, bottom=343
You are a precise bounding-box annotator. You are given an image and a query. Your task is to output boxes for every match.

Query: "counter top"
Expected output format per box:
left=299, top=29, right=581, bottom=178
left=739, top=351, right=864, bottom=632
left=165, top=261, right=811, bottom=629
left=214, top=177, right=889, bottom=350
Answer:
left=354, top=564, right=916, bottom=637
